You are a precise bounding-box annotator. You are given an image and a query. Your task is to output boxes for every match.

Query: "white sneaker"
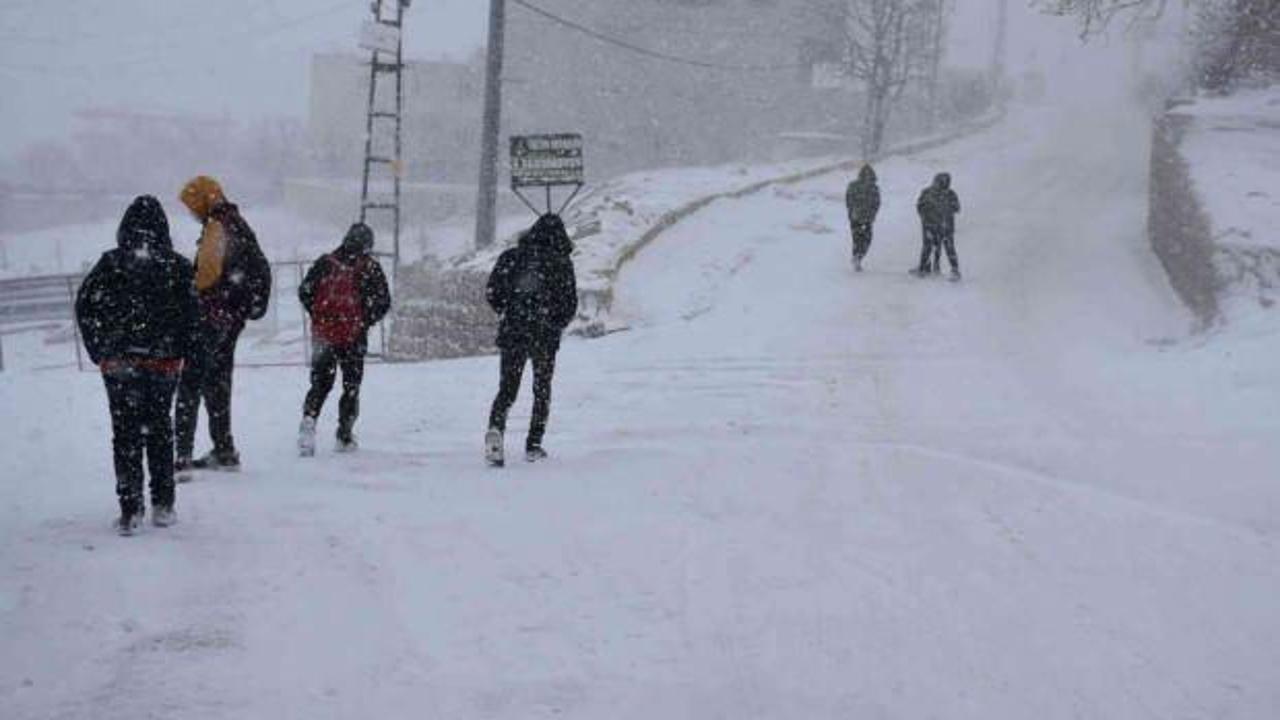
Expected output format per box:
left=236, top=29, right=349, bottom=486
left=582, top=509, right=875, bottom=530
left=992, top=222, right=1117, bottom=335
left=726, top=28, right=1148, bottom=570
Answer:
left=335, top=435, right=359, bottom=453
left=299, top=416, right=317, bottom=457
left=485, top=428, right=504, bottom=467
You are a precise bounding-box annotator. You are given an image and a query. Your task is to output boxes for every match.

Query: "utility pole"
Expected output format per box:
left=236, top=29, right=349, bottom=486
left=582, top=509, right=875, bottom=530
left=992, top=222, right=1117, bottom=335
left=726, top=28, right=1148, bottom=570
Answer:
left=474, top=0, right=507, bottom=251
left=991, top=0, right=1009, bottom=99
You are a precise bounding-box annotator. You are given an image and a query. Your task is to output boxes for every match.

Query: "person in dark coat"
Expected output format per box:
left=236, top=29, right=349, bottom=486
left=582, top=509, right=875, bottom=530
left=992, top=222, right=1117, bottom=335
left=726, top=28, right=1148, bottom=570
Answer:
left=75, top=196, right=199, bottom=535
left=297, top=222, right=391, bottom=455
left=915, top=172, right=962, bottom=279
left=173, top=176, right=272, bottom=472
left=845, top=164, right=881, bottom=271
left=484, top=213, right=578, bottom=466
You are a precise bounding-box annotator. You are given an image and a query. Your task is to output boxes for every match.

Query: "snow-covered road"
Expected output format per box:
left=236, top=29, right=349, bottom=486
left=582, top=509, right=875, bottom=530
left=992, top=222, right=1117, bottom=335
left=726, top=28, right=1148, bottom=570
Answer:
left=3, top=92, right=1279, bottom=718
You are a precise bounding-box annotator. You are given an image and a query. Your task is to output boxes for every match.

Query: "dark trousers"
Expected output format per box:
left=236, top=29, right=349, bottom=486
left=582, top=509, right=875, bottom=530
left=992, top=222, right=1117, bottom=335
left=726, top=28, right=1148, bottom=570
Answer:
left=175, top=323, right=241, bottom=458
left=919, top=224, right=959, bottom=273
left=103, top=367, right=180, bottom=514
left=488, top=344, right=557, bottom=449
left=850, top=222, right=873, bottom=261
left=303, top=340, right=365, bottom=439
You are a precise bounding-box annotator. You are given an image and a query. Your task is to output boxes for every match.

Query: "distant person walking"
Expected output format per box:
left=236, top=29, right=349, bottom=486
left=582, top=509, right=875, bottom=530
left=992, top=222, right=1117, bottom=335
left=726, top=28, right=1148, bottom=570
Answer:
left=297, top=223, right=391, bottom=456
left=76, top=196, right=199, bottom=535
left=915, top=172, right=962, bottom=280
left=845, top=164, right=881, bottom=272
left=174, top=176, right=272, bottom=473
left=484, top=214, right=578, bottom=466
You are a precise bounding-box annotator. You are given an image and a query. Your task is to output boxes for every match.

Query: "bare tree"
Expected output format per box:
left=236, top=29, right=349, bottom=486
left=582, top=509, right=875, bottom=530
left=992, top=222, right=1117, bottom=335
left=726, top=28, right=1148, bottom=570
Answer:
left=1195, top=0, right=1280, bottom=90
left=1041, top=0, right=1278, bottom=89
left=1035, top=0, right=1178, bottom=38
left=911, top=0, right=953, bottom=130
left=815, top=0, right=938, bottom=155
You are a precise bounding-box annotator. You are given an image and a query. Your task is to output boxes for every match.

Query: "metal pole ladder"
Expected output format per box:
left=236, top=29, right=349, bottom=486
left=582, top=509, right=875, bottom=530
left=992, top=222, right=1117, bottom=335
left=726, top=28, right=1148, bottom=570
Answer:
left=360, top=0, right=409, bottom=271
left=359, top=0, right=410, bottom=358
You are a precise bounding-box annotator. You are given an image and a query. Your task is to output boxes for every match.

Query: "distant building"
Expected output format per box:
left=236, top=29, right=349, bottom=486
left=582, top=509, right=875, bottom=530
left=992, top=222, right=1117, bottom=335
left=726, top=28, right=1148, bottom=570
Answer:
left=500, top=0, right=850, bottom=177
left=296, top=53, right=487, bottom=227
left=306, top=53, right=482, bottom=183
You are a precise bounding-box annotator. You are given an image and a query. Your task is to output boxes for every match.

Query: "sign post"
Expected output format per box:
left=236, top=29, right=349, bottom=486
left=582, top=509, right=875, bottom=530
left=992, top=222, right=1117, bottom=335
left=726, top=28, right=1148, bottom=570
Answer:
left=509, top=133, right=585, bottom=216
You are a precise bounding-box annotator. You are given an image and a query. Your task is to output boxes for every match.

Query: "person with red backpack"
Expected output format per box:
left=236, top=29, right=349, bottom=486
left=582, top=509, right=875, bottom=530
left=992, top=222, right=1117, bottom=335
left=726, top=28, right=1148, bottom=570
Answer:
left=297, top=223, right=391, bottom=455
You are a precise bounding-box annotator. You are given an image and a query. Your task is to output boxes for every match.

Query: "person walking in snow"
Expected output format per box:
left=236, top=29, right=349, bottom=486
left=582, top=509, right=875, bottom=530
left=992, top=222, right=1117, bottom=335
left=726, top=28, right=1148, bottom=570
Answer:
left=173, top=176, right=272, bottom=473
left=915, top=172, right=962, bottom=280
left=297, top=223, right=391, bottom=455
left=845, top=164, right=881, bottom=271
left=76, top=196, right=199, bottom=535
left=484, top=213, right=578, bottom=466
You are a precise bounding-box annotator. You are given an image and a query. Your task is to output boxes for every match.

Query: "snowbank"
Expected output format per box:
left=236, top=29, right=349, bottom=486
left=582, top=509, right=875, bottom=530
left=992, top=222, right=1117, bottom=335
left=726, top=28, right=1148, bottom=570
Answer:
left=1174, top=86, right=1280, bottom=321
left=391, top=112, right=1005, bottom=360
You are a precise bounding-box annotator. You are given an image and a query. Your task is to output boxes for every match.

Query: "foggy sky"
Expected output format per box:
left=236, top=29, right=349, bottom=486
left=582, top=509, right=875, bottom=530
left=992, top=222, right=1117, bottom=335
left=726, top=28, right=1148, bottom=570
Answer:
left=0, top=0, right=1104, bottom=168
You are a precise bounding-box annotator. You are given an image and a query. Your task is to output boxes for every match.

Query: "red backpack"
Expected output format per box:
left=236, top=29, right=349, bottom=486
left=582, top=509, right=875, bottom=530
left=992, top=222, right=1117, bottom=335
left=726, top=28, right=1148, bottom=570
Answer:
left=311, top=256, right=364, bottom=348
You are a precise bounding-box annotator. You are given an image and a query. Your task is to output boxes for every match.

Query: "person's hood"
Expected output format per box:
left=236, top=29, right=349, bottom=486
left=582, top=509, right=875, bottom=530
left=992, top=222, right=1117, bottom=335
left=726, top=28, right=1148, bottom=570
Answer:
left=933, top=173, right=951, bottom=190
left=338, top=222, right=375, bottom=257
left=858, top=164, right=877, bottom=184
left=116, top=195, right=172, bottom=253
left=518, top=213, right=573, bottom=256
left=180, top=175, right=226, bottom=222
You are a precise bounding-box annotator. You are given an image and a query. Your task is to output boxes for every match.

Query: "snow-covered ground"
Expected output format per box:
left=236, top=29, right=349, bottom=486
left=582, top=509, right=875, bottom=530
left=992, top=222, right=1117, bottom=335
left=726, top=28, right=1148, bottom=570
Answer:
left=3, top=87, right=1279, bottom=719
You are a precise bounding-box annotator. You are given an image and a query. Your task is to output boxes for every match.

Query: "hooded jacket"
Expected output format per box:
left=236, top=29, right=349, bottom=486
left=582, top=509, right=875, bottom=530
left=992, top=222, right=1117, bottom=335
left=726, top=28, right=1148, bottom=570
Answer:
left=845, top=164, right=881, bottom=226
left=298, top=223, right=392, bottom=350
left=75, top=196, right=200, bottom=366
left=179, top=176, right=272, bottom=329
left=917, top=173, right=961, bottom=231
left=486, top=214, right=578, bottom=351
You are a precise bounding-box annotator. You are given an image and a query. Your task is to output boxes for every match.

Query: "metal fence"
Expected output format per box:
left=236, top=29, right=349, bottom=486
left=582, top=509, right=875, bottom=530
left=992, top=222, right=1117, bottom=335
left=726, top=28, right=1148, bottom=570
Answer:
left=0, top=260, right=389, bottom=372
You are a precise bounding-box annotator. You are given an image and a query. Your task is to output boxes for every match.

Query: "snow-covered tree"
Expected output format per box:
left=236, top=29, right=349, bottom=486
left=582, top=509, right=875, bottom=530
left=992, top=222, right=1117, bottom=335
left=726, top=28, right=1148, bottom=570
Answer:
left=1035, top=0, right=1178, bottom=38
left=1193, top=0, right=1280, bottom=91
left=1040, top=0, right=1278, bottom=90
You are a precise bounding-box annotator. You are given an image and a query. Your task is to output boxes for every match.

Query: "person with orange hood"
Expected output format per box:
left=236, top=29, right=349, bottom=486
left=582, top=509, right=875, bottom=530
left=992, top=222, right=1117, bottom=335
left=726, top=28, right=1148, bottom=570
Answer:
left=174, top=176, right=271, bottom=473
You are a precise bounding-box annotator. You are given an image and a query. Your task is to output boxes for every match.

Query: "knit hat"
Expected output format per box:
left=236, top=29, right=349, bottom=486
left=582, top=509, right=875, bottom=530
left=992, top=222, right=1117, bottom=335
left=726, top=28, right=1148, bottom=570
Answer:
left=179, top=176, right=226, bottom=221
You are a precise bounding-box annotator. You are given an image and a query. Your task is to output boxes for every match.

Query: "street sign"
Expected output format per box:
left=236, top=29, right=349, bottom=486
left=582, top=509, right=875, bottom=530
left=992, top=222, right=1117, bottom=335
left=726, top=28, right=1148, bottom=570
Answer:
left=359, top=21, right=400, bottom=54
left=510, top=133, right=584, bottom=188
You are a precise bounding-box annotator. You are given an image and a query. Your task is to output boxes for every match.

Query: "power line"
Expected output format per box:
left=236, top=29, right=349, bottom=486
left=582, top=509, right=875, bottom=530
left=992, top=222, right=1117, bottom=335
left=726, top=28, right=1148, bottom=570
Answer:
left=509, top=0, right=804, bottom=73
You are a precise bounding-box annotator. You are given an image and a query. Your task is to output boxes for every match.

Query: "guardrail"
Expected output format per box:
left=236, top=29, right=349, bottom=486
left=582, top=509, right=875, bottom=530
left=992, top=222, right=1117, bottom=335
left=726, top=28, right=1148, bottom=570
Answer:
left=0, top=273, right=81, bottom=324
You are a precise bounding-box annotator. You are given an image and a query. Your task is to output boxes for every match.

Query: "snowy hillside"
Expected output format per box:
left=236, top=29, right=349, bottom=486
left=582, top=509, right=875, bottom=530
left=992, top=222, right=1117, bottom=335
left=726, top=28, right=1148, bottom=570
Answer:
left=3, top=88, right=1280, bottom=720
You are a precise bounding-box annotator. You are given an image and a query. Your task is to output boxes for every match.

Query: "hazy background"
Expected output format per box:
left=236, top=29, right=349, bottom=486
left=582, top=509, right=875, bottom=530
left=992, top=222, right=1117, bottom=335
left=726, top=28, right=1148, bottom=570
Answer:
left=0, top=0, right=1171, bottom=239
left=0, top=1, right=1088, bottom=165
left=0, top=0, right=484, bottom=160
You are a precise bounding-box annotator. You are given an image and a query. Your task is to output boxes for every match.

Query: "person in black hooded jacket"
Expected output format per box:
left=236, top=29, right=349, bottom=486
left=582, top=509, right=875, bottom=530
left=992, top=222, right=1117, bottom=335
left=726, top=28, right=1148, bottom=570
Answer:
left=296, top=222, right=391, bottom=454
left=484, top=213, right=578, bottom=466
left=915, top=172, right=962, bottom=279
left=845, top=164, right=881, bottom=271
left=76, top=196, right=199, bottom=535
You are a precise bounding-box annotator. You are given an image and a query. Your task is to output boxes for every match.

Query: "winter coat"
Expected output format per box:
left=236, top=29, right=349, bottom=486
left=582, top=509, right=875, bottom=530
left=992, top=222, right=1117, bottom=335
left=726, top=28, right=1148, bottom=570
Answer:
left=486, top=214, right=578, bottom=352
left=299, top=224, right=392, bottom=351
left=76, top=196, right=200, bottom=367
left=846, top=165, right=881, bottom=226
left=917, top=173, right=961, bottom=232
left=179, top=176, right=271, bottom=330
